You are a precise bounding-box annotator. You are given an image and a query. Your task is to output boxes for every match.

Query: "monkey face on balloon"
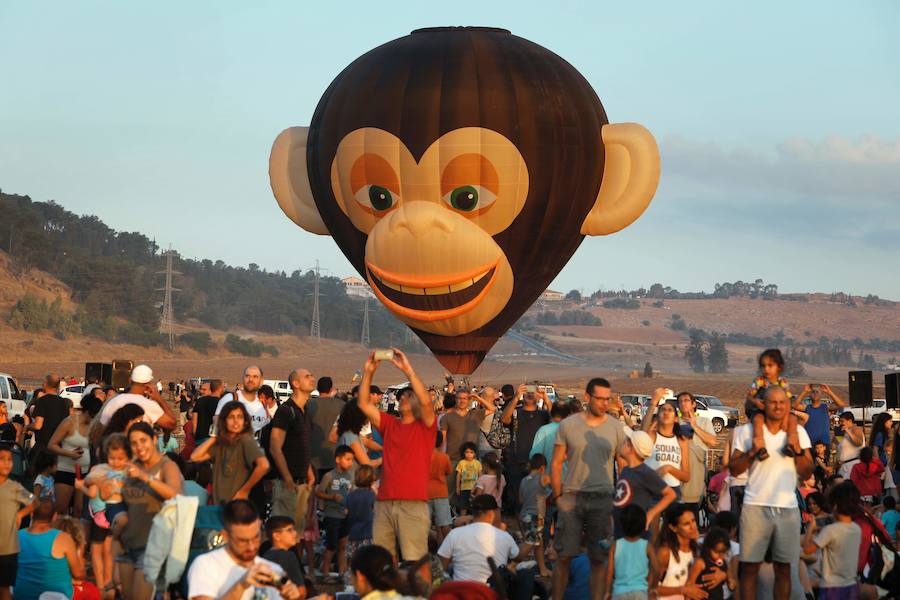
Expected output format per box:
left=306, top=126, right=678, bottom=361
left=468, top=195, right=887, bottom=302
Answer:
left=270, top=27, right=661, bottom=373
left=332, top=127, right=524, bottom=336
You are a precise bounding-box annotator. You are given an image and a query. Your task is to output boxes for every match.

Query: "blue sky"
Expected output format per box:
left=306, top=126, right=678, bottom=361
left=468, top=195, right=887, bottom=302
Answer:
left=2, top=1, right=899, bottom=299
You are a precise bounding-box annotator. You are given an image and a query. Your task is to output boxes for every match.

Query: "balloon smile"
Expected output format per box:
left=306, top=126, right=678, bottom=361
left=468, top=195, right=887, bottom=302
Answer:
left=366, top=261, right=498, bottom=322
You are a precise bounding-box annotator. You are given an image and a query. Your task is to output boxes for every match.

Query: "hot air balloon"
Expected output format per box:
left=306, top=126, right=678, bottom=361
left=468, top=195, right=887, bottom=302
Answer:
left=270, top=26, right=660, bottom=373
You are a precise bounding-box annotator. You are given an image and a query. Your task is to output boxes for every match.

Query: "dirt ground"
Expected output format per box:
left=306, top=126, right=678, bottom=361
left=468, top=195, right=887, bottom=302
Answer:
left=7, top=336, right=877, bottom=406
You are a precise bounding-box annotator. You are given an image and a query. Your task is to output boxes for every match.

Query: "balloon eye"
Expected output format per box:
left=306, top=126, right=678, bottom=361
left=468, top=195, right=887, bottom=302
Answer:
left=444, top=185, right=496, bottom=213
left=450, top=186, right=478, bottom=211
left=368, top=185, right=394, bottom=211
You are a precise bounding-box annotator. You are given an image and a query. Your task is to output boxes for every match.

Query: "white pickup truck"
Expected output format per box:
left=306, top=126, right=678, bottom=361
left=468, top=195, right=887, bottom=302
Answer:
left=633, top=390, right=735, bottom=433
left=0, top=372, right=27, bottom=418
left=847, top=399, right=899, bottom=423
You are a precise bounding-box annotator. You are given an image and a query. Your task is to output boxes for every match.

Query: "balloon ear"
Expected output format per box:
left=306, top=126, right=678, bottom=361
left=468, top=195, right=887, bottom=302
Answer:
left=269, top=127, right=330, bottom=236
left=580, top=123, right=660, bottom=236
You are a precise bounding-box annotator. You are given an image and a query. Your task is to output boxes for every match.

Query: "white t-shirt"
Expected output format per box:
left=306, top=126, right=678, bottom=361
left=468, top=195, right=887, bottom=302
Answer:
left=98, top=394, right=165, bottom=426
left=437, top=521, right=518, bottom=583
left=187, top=546, right=286, bottom=599
left=644, top=431, right=682, bottom=488
left=215, top=393, right=270, bottom=433
left=732, top=423, right=811, bottom=508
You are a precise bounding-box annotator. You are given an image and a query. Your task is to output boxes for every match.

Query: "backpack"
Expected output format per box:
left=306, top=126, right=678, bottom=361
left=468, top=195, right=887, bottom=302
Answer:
left=259, top=402, right=299, bottom=479
left=859, top=511, right=900, bottom=592
left=485, top=410, right=512, bottom=450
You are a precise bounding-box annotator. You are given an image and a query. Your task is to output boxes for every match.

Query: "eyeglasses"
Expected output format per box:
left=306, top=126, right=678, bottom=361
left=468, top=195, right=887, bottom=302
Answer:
left=590, top=394, right=611, bottom=401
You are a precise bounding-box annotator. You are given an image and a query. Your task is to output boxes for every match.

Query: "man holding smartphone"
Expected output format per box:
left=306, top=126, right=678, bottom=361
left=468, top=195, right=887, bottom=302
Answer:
left=357, top=348, right=436, bottom=582
left=793, top=383, right=846, bottom=448
left=501, top=384, right=551, bottom=513
left=188, top=499, right=302, bottom=599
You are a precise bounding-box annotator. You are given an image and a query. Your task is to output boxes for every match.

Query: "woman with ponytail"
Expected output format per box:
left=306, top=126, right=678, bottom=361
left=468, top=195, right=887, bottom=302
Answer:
left=349, top=544, right=424, bottom=599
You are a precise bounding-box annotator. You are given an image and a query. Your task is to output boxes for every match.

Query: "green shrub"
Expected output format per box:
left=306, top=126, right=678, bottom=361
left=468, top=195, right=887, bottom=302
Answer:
left=179, top=331, right=214, bottom=354
left=602, top=298, right=640, bottom=309
left=224, top=334, right=278, bottom=357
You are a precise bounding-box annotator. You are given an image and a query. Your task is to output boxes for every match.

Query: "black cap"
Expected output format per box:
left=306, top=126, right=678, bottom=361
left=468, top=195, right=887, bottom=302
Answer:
left=370, top=385, right=383, bottom=395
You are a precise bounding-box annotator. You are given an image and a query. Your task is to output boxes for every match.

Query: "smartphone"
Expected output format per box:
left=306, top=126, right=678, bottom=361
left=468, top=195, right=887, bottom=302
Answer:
left=259, top=573, right=288, bottom=587
left=374, top=349, right=395, bottom=361
left=525, top=384, right=537, bottom=393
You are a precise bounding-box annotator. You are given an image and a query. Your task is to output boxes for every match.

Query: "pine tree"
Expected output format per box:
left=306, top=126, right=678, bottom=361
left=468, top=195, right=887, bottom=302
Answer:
left=685, top=331, right=707, bottom=373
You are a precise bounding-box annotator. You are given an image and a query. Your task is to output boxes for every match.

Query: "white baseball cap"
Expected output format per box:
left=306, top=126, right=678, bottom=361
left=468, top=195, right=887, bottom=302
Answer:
left=627, top=429, right=654, bottom=460
left=131, top=364, right=154, bottom=384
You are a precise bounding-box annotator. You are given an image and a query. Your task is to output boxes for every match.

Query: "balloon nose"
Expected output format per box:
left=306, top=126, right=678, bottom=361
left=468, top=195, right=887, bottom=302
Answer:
left=388, top=202, right=454, bottom=238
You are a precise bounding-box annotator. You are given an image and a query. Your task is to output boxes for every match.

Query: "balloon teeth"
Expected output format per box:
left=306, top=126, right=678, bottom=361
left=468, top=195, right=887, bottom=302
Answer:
left=400, top=285, right=426, bottom=296
left=389, top=272, right=490, bottom=295
left=449, top=279, right=472, bottom=292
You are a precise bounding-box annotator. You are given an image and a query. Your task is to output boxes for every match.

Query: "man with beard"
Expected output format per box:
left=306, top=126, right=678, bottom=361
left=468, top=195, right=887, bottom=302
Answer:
left=215, top=366, right=270, bottom=436
left=187, top=499, right=302, bottom=599
left=550, top=377, right=626, bottom=600
left=501, top=385, right=551, bottom=513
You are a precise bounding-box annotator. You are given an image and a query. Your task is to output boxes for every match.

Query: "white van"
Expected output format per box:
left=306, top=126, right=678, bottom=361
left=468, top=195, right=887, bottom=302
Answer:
left=263, top=380, right=292, bottom=402
left=0, top=373, right=27, bottom=418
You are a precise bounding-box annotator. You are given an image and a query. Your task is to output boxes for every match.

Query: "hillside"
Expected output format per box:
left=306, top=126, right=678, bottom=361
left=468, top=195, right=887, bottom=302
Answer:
left=514, top=293, right=900, bottom=379
left=0, top=190, right=414, bottom=349
left=2, top=188, right=899, bottom=384
left=0, top=251, right=75, bottom=312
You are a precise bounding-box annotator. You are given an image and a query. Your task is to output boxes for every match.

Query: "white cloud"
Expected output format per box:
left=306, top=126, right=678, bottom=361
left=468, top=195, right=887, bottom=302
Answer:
left=778, top=135, right=900, bottom=164
left=662, top=134, right=900, bottom=202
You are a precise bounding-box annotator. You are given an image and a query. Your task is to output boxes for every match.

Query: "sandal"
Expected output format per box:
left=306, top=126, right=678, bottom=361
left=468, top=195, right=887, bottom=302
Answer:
left=782, top=444, right=803, bottom=457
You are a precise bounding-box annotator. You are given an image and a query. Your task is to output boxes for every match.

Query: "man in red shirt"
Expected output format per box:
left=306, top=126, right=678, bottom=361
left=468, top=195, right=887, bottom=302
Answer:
left=357, top=348, right=436, bottom=573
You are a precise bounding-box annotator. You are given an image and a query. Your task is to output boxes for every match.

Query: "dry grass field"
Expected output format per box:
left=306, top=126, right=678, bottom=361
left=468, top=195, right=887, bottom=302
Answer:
left=0, top=257, right=894, bottom=401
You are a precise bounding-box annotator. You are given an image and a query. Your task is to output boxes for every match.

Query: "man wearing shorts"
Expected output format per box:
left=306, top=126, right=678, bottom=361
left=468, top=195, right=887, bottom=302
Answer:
left=550, top=377, right=626, bottom=600
left=357, top=349, right=436, bottom=582
left=729, top=386, right=814, bottom=600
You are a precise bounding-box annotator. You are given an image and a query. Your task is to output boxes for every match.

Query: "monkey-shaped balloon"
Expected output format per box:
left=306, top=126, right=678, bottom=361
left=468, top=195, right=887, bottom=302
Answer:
left=270, top=27, right=660, bottom=374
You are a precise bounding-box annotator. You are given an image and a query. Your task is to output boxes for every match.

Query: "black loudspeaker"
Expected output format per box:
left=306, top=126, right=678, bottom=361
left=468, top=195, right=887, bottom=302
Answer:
left=849, top=370, right=873, bottom=407
left=886, top=373, right=900, bottom=410
left=84, top=362, right=113, bottom=386
left=111, top=359, right=134, bottom=390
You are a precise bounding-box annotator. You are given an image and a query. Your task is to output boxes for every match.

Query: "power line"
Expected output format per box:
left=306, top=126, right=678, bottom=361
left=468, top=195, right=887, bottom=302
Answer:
left=310, top=259, right=321, bottom=343
left=361, top=296, right=370, bottom=347
left=156, top=246, right=181, bottom=351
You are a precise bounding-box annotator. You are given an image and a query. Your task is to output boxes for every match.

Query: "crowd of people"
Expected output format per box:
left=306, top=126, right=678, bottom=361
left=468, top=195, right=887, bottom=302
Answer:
left=0, top=346, right=898, bottom=600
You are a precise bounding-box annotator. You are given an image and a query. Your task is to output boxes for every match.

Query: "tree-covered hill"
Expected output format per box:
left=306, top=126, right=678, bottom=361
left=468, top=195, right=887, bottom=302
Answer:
left=0, top=189, right=413, bottom=349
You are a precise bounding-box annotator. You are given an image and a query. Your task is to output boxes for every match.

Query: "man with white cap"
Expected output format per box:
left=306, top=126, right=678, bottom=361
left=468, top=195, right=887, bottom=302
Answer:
left=613, top=429, right=677, bottom=537
left=97, top=364, right=177, bottom=430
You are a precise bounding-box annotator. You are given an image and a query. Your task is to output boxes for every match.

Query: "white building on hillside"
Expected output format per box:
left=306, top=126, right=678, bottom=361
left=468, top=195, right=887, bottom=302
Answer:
left=342, top=276, right=375, bottom=299
left=541, top=289, right=564, bottom=301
